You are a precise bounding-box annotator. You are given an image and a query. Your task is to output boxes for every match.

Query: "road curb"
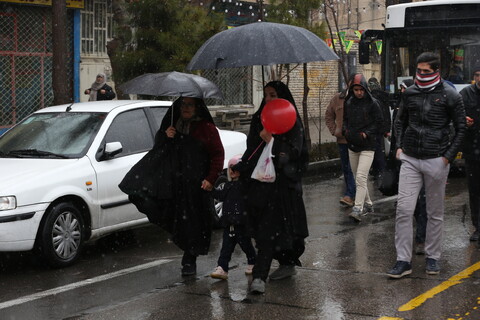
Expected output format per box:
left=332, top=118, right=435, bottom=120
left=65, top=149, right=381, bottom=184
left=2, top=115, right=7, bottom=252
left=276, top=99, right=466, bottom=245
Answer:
left=305, top=158, right=341, bottom=177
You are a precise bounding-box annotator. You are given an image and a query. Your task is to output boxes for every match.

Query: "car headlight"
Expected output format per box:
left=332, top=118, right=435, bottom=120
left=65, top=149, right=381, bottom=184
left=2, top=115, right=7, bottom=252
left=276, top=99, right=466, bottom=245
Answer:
left=0, top=196, right=17, bottom=210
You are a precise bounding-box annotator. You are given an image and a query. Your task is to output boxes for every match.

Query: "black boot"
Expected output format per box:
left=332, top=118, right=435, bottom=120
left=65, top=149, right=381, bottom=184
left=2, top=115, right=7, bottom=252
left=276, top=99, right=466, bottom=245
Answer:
left=181, top=251, right=197, bottom=276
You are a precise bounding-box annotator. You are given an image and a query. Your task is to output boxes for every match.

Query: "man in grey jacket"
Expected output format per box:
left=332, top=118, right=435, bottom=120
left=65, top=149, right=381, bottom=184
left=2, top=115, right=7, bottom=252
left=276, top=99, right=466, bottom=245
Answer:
left=387, top=52, right=466, bottom=278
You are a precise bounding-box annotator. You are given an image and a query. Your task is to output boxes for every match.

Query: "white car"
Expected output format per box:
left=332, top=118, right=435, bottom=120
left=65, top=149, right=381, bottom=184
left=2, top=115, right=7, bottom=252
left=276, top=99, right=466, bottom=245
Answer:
left=0, top=100, right=246, bottom=267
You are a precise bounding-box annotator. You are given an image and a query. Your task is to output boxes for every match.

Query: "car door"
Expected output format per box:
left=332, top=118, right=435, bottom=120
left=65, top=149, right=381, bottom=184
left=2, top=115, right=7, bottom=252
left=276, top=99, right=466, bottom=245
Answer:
left=93, top=108, right=156, bottom=228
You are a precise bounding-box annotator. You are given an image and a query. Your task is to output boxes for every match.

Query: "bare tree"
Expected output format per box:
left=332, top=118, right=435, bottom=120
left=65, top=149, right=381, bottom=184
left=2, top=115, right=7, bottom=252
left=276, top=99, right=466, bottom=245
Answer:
left=320, top=0, right=349, bottom=87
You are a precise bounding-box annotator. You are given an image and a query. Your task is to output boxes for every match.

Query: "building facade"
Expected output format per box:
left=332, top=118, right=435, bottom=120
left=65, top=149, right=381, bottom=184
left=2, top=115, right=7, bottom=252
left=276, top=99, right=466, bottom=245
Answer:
left=0, top=0, right=117, bottom=132
left=79, top=0, right=114, bottom=102
left=1, top=0, right=403, bottom=141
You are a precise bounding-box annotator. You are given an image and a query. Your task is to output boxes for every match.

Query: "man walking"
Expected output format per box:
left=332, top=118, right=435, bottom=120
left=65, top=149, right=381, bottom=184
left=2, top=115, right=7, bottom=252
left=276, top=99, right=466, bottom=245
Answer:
left=325, top=89, right=356, bottom=207
left=342, top=74, right=383, bottom=221
left=387, top=52, right=466, bottom=278
left=459, top=65, right=480, bottom=244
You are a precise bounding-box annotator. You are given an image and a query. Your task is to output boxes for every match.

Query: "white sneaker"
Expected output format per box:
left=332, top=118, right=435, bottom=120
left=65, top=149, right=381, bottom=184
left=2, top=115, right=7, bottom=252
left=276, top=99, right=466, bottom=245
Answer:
left=210, top=266, right=228, bottom=280
left=250, top=278, right=265, bottom=294
left=349, top=207, right=362, bottom=222
left=245, top=264, right=254, bottom=275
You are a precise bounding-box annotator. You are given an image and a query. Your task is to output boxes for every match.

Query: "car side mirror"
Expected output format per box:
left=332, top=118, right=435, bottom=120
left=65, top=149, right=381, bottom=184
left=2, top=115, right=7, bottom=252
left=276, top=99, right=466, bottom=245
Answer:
left=103, top=141, right=123, bottom=160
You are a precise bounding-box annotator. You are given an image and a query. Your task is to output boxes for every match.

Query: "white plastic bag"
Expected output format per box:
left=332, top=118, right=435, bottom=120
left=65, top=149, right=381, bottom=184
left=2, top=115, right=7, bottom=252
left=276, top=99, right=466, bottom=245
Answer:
left=251, top=138, right=276, bottom=183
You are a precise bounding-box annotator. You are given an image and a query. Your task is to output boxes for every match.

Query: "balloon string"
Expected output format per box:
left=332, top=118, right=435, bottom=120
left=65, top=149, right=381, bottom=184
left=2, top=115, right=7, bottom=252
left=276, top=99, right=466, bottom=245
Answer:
left=247, top=141, right=265, bottom=161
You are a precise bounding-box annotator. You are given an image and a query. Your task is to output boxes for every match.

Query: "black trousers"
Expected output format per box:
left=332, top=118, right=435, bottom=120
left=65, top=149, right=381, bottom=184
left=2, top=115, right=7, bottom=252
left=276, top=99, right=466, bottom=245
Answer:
left=252, top=236, right=305, bottom=281
left=181, top=251, right=197, bottom=266
left=371, top=134, right=386, bottom=177
left=466, top=158, right=480, bottom=231
left=217, top=225, right=256, bottom=272
left=414, top=186, right=427, bottom=244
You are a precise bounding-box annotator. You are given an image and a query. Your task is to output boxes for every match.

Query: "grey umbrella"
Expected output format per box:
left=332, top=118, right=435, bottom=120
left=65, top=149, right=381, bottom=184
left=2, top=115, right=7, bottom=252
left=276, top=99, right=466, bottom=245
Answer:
left=118, top=71, right=223, bottom=99
left=187, top=22, right=338, bottom=70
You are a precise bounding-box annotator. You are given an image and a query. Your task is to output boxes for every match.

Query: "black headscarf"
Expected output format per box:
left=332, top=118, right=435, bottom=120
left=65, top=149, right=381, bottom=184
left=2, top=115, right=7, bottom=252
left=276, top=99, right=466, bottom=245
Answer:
left=244, top=81, right=309, bottom=178
left=160, top=97, right=214, bottom=131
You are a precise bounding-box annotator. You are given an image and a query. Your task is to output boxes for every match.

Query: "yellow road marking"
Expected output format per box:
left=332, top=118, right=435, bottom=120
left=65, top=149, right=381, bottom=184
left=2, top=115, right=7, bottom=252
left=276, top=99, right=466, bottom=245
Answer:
left=398, top=261, right=480, bottom=312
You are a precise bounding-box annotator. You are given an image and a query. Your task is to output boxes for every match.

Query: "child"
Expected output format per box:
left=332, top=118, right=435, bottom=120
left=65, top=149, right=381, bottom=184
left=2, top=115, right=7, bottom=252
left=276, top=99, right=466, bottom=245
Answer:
left=210, top=155, right=257, bottom=280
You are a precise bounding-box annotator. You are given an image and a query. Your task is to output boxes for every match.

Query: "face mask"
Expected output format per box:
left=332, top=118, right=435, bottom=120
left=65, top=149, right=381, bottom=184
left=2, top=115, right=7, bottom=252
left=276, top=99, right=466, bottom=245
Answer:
left=415, top=71, right=440, bottom=90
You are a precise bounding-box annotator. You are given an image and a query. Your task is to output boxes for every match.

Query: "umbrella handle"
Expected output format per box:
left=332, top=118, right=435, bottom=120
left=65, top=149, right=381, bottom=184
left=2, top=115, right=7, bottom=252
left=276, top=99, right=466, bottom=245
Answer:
left=171, top=95, right=182, bottom=127
left=171, top=98, right=176, bottom=127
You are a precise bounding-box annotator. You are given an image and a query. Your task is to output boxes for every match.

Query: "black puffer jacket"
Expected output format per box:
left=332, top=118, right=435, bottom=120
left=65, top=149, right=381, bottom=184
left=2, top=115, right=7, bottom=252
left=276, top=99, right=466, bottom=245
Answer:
left=395, top=81, right=466, bottom=162
left=460, top=84, right=480, bottom=161
left=213, top=180, right=247, bottom=227
left=342, top=74, right=384, bottom=152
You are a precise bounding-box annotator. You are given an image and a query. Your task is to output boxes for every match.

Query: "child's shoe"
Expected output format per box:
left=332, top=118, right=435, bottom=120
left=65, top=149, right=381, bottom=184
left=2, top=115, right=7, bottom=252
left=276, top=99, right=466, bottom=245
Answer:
left=210, top=266, right=228, bottom=280
left=245, top=264, right=254, bottom=275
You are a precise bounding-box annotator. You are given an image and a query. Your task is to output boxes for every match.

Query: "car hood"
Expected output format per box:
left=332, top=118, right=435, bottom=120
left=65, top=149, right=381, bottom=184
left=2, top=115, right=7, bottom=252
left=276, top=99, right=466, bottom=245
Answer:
left=0, top=158, right=74, bottom=185
left=0, top=158, right=94, bottom=203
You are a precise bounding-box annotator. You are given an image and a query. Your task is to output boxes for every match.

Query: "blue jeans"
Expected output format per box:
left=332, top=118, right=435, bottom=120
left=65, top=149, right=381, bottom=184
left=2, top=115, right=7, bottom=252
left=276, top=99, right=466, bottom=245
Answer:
left=338, top=143, right=356, bottom=198
left=217, top=225, right=256, bottom=272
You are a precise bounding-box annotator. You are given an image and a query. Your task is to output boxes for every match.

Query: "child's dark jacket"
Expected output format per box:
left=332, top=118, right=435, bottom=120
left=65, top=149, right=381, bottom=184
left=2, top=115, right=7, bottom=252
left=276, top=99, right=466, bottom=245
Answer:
left=213, top=180, right=247, bottom=227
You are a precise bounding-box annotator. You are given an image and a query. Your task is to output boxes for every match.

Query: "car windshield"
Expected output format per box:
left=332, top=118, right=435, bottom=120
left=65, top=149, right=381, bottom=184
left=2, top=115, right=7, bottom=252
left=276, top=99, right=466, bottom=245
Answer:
left=0, top=112, right=106, bottom=158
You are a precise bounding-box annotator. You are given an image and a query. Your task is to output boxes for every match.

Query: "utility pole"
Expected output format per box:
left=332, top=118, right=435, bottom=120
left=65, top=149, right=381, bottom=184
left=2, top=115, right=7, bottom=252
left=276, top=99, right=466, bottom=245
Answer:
left=52, top=0, right=70, bottom=105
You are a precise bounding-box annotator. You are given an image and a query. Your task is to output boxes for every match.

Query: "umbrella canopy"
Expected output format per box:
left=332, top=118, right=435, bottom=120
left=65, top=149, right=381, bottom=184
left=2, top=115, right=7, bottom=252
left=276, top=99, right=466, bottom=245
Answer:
left=187, top=22, right=339, bottom=70
left=118, top=71, right=223, bottom=99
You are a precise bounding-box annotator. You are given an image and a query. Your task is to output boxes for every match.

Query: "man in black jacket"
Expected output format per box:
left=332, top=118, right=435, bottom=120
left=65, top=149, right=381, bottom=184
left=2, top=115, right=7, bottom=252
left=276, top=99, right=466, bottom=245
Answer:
left=460, top=65, right=480, bottom=244
left=387, top=52, right=466, bottom=278
left=342, top=74, right=383, bottom=222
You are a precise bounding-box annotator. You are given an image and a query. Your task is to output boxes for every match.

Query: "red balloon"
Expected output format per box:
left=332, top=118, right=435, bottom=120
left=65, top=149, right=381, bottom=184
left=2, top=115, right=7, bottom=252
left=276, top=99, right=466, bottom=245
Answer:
left=261, top=98, right=297, bottom=134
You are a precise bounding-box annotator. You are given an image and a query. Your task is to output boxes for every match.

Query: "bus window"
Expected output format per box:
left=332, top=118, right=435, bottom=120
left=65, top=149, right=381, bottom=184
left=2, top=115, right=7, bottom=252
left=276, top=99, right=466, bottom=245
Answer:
left=384, top=27, right=480, bottom=92
left=360, top=1, right=480, bottom=94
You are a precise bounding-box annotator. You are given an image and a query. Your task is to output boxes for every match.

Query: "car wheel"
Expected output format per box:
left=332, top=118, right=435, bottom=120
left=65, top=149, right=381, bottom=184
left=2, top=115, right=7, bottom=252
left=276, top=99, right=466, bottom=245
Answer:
left=212, top=173, right=228, bottom=229
left=37, top=202, right=85, bottom=268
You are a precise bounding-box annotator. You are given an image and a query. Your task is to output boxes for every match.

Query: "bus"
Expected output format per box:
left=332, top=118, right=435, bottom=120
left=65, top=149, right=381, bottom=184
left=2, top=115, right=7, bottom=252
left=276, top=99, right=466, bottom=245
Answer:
left=360, top=0, right=480, bottom=94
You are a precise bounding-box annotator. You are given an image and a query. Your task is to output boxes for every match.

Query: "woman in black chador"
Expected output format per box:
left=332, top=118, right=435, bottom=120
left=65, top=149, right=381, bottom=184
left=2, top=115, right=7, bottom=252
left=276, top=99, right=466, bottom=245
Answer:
left=233, top=81, right=309, bottom=294
left=119, top=97, right=224, bottom=276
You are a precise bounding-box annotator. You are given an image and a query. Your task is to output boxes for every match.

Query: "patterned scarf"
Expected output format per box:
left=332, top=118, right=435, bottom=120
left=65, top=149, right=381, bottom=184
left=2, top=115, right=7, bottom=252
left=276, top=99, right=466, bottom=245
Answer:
left=415, top=71, right=440, bottom=91
left=89, top=73, right=107, bottom=101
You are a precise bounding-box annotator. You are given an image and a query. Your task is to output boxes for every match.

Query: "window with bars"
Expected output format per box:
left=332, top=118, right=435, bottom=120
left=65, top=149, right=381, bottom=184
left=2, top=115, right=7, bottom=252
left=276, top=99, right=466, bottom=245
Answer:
left=81, top=0, right=113, bottom=56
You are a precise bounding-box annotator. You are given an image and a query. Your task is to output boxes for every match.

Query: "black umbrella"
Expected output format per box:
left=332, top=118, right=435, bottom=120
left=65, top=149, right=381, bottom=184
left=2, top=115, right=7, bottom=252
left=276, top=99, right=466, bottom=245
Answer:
left=187, top=22, right=338, bottom=70
left=118, top=71, right=223, bottom=99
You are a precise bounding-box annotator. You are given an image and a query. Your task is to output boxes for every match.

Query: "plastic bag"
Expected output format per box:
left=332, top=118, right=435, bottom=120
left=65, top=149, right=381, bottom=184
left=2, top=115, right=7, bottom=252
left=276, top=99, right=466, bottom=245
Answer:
left=251, top=138, right=276, bottom=183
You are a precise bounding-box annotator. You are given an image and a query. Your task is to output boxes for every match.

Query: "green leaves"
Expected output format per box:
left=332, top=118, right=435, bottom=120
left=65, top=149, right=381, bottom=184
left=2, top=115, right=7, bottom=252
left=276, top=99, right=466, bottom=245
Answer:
left=114, top=0, right=224, bottom=83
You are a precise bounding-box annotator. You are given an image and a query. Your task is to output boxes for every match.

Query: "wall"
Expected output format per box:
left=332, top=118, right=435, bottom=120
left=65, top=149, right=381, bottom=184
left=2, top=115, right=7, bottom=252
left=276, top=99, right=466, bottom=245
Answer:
left=286, top=60, right=340, bottom=145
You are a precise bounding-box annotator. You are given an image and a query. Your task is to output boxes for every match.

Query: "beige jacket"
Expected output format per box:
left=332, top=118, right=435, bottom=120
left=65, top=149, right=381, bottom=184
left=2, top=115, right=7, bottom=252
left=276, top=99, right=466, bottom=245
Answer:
left=325, top=92, right=347, bottom=144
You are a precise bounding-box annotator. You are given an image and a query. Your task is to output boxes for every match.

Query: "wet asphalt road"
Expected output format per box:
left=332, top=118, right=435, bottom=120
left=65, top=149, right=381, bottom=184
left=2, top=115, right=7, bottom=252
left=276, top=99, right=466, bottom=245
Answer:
left=0, top=172, right=479, bottom=320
